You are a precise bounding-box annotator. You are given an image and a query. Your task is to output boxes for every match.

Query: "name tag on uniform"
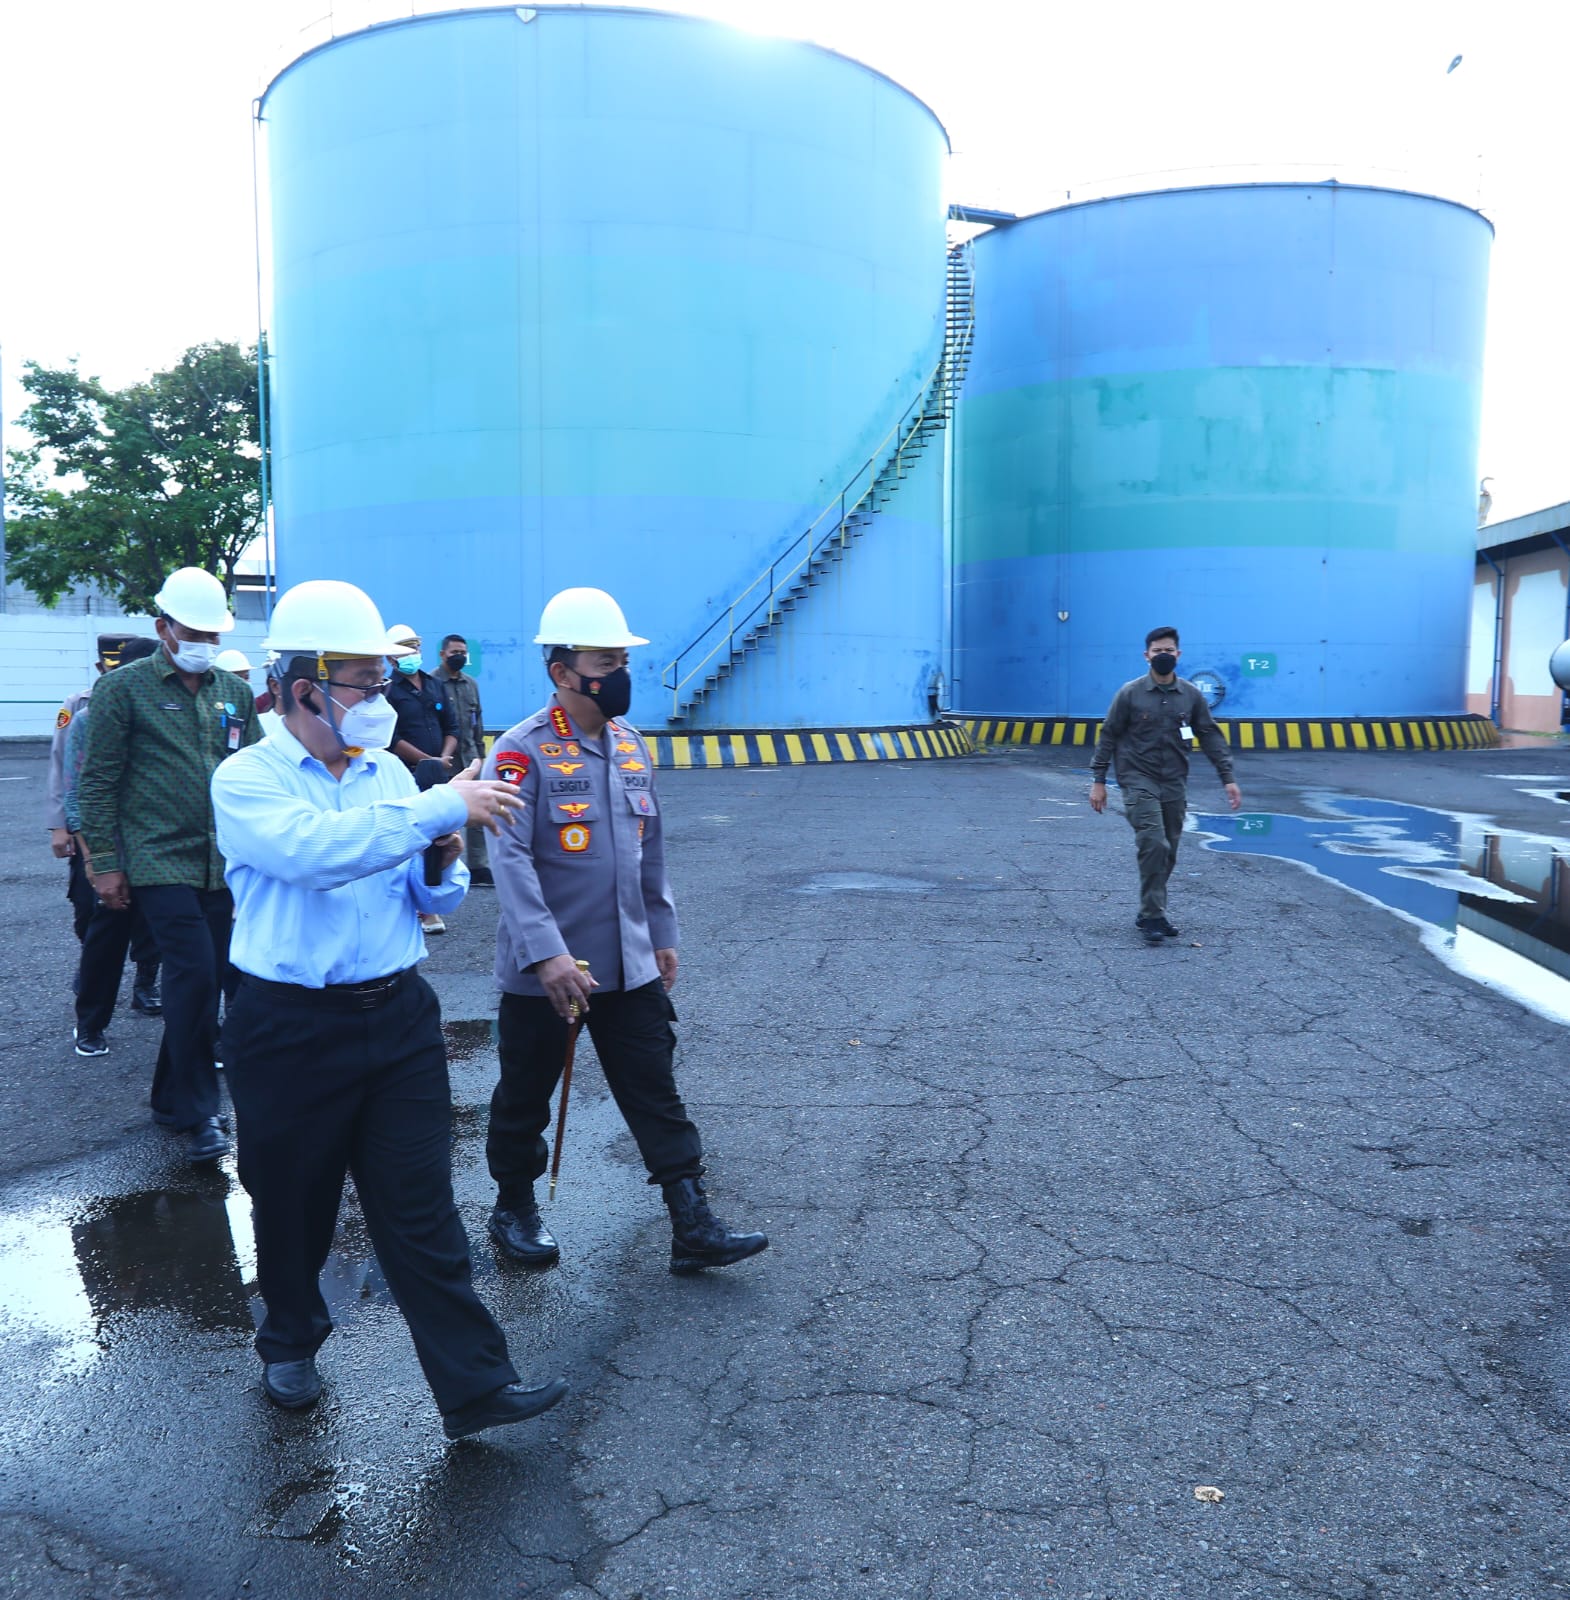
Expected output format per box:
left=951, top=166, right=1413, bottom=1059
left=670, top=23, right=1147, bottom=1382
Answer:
left=1179, top=722, right=1195, bottom=742
left=227, top=723, right=242, bottom=751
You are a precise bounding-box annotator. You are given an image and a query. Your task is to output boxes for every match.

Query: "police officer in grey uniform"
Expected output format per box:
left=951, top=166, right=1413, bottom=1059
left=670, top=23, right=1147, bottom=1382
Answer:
left=46, top=633, right=163, bottom=1041
left=482, top=587, right=766, bottom=1274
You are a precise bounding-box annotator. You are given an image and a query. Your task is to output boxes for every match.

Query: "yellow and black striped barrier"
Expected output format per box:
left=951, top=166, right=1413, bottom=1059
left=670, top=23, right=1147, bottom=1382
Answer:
left=962, top=714, right=1500, bottom=753
left=647, top=723, right=975, bottom=767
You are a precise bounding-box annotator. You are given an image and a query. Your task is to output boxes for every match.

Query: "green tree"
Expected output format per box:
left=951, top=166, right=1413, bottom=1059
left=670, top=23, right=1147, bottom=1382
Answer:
left=3, top=341, right=262, bottom=611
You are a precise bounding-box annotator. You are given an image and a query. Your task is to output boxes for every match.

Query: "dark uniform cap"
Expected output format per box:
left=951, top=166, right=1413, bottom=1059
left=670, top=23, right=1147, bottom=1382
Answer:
left=96, top=633, right=139, bottom=667
left=116, top=637, right=161, bottom=666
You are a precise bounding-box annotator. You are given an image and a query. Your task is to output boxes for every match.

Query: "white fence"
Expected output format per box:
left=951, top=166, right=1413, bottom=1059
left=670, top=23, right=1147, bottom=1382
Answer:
left=0, top=612, right=271, bottom=740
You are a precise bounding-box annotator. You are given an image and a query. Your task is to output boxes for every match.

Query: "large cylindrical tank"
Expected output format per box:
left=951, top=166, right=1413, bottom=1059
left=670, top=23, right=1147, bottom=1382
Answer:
left=951, top=183, right=1493, bottom=720
left=261, top=5, right=948, bottom=730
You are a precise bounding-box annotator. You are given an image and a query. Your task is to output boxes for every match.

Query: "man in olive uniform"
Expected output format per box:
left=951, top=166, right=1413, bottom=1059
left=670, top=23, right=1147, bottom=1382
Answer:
left=434, top=633, right=490, bottom=884
left=482, top=587, right=766, bottom=1274
left=77, top=568, right=260, bottom=1162
left=1089, top=625, right=1242, bottom=944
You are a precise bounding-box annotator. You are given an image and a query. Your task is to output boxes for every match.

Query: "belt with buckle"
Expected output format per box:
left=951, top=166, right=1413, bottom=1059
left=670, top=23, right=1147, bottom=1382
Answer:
left=240, top=969, right=414, bottom=1011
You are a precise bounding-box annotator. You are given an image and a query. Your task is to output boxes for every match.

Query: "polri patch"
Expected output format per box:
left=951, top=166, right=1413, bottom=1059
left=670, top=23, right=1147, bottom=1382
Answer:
left=541, top=743, right=563, bottom=757
left=559, top=823, right=591, bottom=853
left=55, top=707, right=72, bottom=731
left=495, top=750, right=530, bottom=786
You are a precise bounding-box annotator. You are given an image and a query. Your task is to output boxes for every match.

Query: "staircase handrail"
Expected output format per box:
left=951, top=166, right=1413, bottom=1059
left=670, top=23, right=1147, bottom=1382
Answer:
left=662, top=343, right=948, bottom=717
left=660, top=241, right=974, bottom=721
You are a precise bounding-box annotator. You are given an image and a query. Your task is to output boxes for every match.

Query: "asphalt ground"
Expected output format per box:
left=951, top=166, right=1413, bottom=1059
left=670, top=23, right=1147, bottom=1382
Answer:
left=1, top=736, right=1568, bottom=1599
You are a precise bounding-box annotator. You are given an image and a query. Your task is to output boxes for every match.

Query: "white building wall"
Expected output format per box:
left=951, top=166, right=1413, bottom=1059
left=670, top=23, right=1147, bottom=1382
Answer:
left=1466, top=573, right=1496, bottom=699
left=1506, top=566, right=1568, bottom=697
left=0, top=612, right=271, bottom=739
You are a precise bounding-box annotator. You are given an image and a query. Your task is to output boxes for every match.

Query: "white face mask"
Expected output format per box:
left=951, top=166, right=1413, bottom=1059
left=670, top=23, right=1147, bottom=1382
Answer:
left=324, top=692, right=398, bottom=752
left=168, top=639, right=220, bottom=673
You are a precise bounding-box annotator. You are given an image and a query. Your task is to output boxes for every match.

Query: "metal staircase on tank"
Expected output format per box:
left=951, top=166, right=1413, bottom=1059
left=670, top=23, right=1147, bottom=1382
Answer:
left=661, top=241, right=976, bottom=724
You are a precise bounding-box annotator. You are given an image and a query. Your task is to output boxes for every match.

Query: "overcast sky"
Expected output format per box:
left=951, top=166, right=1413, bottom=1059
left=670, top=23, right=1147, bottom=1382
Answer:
left=2, top=0, right=1565, bottom=523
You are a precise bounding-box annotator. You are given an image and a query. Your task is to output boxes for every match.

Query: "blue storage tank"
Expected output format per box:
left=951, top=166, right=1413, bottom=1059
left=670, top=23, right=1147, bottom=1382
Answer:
left=951, top=183, right=1493, bottom=720
left=261, top=4, right=949, bottom=730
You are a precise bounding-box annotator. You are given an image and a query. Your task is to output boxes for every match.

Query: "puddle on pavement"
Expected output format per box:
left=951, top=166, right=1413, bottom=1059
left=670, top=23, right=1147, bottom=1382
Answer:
left=1195, top=791, right=1570, bottom=1026
left=795, top=871, right=940, bottom=894
left=0, top=1172, right=399, bottom=1380
left=442, top=1017, right=496, bottom=1064
left=792, top=871, right=1007, bottom=895
left=0, top=1021, right=503, bottom=1377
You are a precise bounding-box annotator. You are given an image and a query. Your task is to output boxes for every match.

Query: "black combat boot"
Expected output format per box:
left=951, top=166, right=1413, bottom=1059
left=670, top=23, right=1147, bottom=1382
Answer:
left=488, top=1193, right=560, bottom=1266
left=663, top=1177, right=768, bottom=1274
left=131, top=969, right=162, bottom=1016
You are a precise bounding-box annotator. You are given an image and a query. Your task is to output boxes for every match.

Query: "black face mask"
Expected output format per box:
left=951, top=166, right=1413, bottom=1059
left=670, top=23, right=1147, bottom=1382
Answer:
left=1149, top=651, right=1178, bottom=676
left=572, top=665, right=632, bottom=719
left=444, top=652, right=468, bottom=672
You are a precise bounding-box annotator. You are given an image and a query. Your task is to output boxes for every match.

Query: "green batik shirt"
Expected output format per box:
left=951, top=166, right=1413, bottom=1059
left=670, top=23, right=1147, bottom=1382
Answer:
left=77, top=651, right=261, bottom=887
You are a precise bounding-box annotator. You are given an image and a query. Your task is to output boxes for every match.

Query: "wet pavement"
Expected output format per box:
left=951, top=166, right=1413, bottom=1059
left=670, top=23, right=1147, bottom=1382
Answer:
left=1194, top=791, right=1570, bottom=1024
left=2, top=736, right=1569, bottom=1598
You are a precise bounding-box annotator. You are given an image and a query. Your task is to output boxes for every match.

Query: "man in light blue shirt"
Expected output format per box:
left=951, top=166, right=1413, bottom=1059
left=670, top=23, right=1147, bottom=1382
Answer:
left=210, top=579, right=567, bottom=1439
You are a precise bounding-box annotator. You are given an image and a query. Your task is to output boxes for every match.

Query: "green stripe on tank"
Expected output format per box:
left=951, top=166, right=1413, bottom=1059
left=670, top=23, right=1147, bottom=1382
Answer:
left=954, top=366, right=1480, bottom=563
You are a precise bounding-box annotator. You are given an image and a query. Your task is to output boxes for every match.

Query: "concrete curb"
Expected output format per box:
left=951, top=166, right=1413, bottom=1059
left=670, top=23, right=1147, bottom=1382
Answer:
left=647, top=722, right=976, bottom=767
left=962, top=713, right=1501, bottom=752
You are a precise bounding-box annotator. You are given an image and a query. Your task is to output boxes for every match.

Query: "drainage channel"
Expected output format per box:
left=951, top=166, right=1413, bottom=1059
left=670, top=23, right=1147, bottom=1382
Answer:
left=1194, top=790, right=1570, bottom=1025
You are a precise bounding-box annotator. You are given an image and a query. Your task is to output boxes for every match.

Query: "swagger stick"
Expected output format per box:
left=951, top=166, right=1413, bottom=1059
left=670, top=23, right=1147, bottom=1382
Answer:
left=548, top=961, right=593, bottom=1201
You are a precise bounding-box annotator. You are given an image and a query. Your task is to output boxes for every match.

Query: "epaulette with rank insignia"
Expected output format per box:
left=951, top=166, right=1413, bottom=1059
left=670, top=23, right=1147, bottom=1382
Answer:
left=549, top=705, right=573, bottom=740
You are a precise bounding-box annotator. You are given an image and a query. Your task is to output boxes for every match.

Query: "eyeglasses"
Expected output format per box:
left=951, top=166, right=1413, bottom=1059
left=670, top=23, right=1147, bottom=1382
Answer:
left=322, top=677, right=392, bottom=701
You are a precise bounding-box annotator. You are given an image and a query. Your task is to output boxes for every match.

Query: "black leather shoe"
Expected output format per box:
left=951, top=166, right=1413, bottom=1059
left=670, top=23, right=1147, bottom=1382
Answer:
left=442, top=1378, right=569, bottom=1440
left=1134, top=917, right=1165, bottom=946
left=488, top=1205, right=560, bottom=1266
left=262, top=1359, right=322, bottom=1410
left=130, top=982, right=162, bottom=1016
left=186, top=1116, right=230, bottom=1164
left=664, top=1178, right=768, bottom=1274
left=1151, top=916, right=1181, bottom=938
left=468, top=866, right=494, bottom=887
left=155, top=1109, right=231, bottom=1132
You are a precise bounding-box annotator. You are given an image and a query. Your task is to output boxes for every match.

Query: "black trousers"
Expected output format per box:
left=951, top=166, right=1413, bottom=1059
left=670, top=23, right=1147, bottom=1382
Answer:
left=223, top=971, right=518, bottom=1413
left=71, top=858, right=160, bottom=1034
left=138, top=885, right=230, bottom=1131
left=488, top=980, right=703, bottom=1209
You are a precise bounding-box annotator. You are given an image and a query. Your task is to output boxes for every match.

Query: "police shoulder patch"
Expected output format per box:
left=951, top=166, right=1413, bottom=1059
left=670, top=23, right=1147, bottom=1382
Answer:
left=55, top=707, right=72, bottom=731
left=494, top=749, right=530, bottom=785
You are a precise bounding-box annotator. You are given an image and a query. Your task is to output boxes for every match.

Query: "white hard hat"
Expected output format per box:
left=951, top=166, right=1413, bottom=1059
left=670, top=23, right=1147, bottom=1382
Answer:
left=264, top=580, right=414, bottom=659
left=534, top=587, right=649, bottom=649
left=385, top=623, right=419, bottom=647
left=153, top=567, right=235, bottom=634
left=214, top=648, right=253, bottom=674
